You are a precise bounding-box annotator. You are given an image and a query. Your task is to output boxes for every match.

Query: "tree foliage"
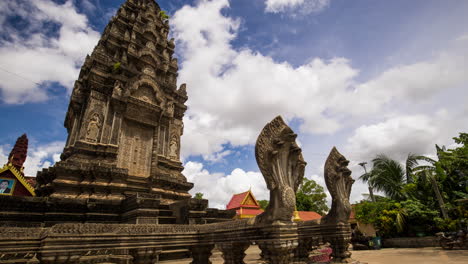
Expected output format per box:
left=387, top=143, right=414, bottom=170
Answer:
left=159, top=10, right=170, bottom=20
left=194, top=192, right=204, bottom=199
left=296, top=178, right=329, bottom=215
left=258, top=200, right=269, bottom=210
left=356, top=132, right=468, bottom=237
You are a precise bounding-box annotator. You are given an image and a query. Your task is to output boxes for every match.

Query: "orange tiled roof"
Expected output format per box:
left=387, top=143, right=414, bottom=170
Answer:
left=298, top=211, right=322, bottom=221
left=226, top=191, right=249, bottom=210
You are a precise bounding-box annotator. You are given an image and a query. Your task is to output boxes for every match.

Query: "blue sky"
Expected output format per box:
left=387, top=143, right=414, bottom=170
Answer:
left=0, top=0, right=467, bottom=209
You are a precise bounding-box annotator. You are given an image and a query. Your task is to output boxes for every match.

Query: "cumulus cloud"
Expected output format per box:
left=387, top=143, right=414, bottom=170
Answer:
left=183, top=161, right=269, bottom=209
left=0, top=0, right=100, bottom=104
left=172, top=0, right=468, bottom=163
left=172, top=0, right=357, bottom=157
left=264, top=0, right=330, bottom=15
left=344, top=109, right=468, bottom=202
left=0, top=141, right=64, bottom=176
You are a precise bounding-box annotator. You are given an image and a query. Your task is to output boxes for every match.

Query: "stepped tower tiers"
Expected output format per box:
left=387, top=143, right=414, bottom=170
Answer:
left=36, top=0, right=192, bottom=204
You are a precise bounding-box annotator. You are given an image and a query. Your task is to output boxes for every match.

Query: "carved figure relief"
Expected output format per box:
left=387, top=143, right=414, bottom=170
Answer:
left=124, top=30, right=130, bottom=41
left=131, top=31, right=136, bottom=41
left=132, top=86, right=157, bottom=105
left=168, top=135, right=179, bottom=160
left=166, top=101, right=174, bottom=117
left=128, top=43, right=137, bottom=55
left=113, top=80, right=123, bottom=96
left=162, top=49, right=170, bottom=61
left=253, top=116, right=306, bottom=225
left=171, top=58, right=178, bottom=69
left=146, top=41, right=156, bottom=51
left=85, top=113, right=101, bottom=143
left=143, top=66, right=155, bottom=77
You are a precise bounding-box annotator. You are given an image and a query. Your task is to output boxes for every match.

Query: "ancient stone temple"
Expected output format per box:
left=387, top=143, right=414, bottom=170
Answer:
left=0, top=1, right=358, bottom=263
left=0, top=0, right=232, bottom=230
left=37, top=0, right=189, bottom=204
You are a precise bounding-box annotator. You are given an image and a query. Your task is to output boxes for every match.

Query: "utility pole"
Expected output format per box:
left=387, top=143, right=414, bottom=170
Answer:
left=359, top=162, right=376, bottom=202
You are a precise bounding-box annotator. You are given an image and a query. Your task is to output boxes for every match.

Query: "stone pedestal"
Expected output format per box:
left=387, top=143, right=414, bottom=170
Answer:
left=257, top=239, right=297, bottom=264
left=217, top=241, right=250, bottom=264
left=321, top=223, right=352, bottom=263
left=190, top=244, right=214, bottom=264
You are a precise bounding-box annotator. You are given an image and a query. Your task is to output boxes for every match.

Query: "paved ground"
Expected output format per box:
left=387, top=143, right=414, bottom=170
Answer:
left=159, top=246, right=468, bottom=264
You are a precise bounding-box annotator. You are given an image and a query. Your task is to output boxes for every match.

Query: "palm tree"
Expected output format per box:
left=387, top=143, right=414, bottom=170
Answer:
left=359, top=154, right=424, bottom=201
left=412, top=155, right=449, bottom=219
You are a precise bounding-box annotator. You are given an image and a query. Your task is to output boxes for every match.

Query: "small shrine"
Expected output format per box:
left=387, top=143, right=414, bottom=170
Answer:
left=226, top=189, right=322, bottom=221
left=226, top=189, right=264, bottom=219
left=0, top=134, right=35, bottom=197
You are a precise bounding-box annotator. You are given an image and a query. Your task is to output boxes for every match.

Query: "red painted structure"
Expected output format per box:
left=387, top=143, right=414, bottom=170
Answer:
left=226, top=189, right=322, bottom=221
left=0, top=134, right=35, bottom=197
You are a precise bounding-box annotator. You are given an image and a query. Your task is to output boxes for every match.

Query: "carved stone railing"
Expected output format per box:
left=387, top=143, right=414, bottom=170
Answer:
left=0, top=116, right=356, bottom=264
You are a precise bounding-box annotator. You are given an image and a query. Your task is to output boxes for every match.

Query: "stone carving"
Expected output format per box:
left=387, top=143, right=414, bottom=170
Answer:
left=128, top=43, right=137, bottom=55
left=146, top=41, right=156, bottom=51
left=131, top=31, right=136, bottom=40
left=253, top=116, right=306, bottom=225
left=171, top=58, right=178, bottom=69
left=85, top=113, right=101, bottom=143
left=166, top=101, right=174, bottom=117
left=113, top=80, right=123, bottom=96
left=121, top=51, right=128, bottom=64
left=133, top=86, right=157, bottom=105
left=321, top=147, right=354, bottom=225
left=320, top=147, right=354, bottom=263
left=168, top=135, right=178, bottom=160
left=124, top=30, right=130, bottom=41
left=178, top=83, right=187, bottom=98
left=162, top=49, right=170, bottom=61
left=143, top=66, right=155, bottom=77
left=117, top=121, right=153, bottom=177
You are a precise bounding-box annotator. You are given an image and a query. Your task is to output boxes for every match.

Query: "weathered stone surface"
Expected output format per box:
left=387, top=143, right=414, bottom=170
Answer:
left=254, top=116, right=307, bottom=225
left=321, top=147, right=354, bottom=225
left=321, top=147, right=355, bottom=262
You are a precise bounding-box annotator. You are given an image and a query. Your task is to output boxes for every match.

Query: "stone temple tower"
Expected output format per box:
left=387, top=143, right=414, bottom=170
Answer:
left=36, top=0, right=192, bottom=204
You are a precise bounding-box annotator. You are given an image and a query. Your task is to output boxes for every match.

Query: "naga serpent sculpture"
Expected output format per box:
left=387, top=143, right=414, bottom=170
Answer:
left=253, top=116, right=307, bottom=225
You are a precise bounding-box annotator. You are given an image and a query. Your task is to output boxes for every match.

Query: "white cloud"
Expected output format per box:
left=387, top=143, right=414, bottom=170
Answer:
left=344, top=110, right=468, bottom=202
left=183, top=161, right=269, bottom=209
left=172, top=0, right=357, bottom=157
left=0, top=0, right=100, bottom=104
left=264, top=0, right=330, bottom=15
left=333, top=49, right=468, bottom=115
left=172, top=0, right=468, bottom=162
left=0, top=140, right=65, bottom=176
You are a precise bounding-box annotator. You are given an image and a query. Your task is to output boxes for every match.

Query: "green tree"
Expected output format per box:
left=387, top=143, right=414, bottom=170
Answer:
left=412, top=133, right=468, bottom=219
left=159, top=10, right=170, bottom=21
left=258, top=200, right=269, bottom=210
left=360, top=154, right=425, bottom=201
left=194, top=192, right=204, bottom=199
left=295, top=178, right=329, bottom=215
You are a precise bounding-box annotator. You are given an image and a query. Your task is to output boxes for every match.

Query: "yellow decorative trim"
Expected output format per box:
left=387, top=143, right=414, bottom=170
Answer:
left=240, top=190, right=260, bottom=207
left=0, top=164, right=36, bottom=196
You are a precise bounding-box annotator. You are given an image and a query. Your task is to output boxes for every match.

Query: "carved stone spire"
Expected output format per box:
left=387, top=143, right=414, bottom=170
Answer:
left=36, top=0, right=193, bottom=203
left=8, top=134, right=28, bottom=171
